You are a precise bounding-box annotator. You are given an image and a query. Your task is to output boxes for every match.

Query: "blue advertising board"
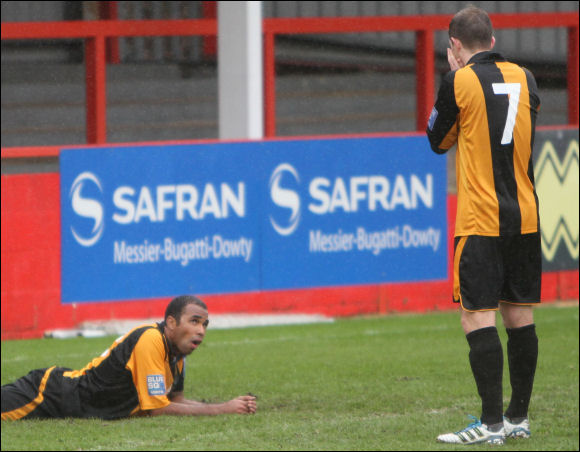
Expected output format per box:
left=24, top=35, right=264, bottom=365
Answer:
left=60, top=136, right=447, bottom=303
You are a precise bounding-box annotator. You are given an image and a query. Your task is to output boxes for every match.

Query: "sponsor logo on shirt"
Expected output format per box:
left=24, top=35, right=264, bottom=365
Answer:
left=147, top=374, right=166, bottom=396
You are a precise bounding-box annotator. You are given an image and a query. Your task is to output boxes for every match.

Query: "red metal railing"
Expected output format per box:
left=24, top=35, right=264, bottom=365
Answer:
left=263, top=13, right=579, bottom=136
left=1, top=12, right=578, bottom=157
left=1, top=18, right=216, bottom=147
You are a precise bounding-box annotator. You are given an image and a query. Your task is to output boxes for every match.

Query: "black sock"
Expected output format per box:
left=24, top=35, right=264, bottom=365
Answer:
left=466, top=326, right=504, bottom=426
left=504, top=324, right=538, bottom=420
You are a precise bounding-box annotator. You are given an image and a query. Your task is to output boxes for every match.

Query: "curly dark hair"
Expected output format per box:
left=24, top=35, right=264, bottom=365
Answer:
left=164, top=295, right=207, bottom=325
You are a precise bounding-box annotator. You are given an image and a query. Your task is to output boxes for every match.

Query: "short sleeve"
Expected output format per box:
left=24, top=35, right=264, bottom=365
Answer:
left=125, top=328, right=172, bottom=411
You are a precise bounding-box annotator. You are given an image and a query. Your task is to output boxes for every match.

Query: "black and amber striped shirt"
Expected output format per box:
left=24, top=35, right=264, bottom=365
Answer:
left=427, top=51, right=540, bottom=237
left=63, top=322, right=185, bottom=419
left=1, top=323, right=185, bottom=421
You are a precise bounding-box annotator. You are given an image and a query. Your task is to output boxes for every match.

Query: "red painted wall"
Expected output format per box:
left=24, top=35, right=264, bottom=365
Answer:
left=1, top=172, right=577, bottom=340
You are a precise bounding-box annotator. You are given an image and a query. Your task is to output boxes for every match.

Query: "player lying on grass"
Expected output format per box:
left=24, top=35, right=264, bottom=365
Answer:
left=1, top=295, right=257, bottom=420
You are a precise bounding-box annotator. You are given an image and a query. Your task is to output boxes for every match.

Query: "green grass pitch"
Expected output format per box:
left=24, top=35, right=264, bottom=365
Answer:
left=1, top=304, right=578, bottom=451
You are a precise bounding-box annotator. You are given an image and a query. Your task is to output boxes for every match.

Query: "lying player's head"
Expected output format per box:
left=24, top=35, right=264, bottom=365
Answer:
left=448, top=5, right=494, bottom=52
left=164, top=295, right=209, bottom=356
left=165, top=295, right=208, bottom=324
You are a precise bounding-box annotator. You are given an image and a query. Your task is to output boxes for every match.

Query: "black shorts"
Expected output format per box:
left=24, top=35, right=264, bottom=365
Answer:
left=453, top=232, right=542, bottom=311
left=1, top=366, right=80, bottom=420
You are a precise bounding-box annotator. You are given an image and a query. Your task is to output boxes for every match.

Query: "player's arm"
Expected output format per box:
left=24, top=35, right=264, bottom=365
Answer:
left=149, top=394, right=257, bottom=416
left=426, top=71, right=460, bottom=154
left=167, top=391, right=207, bottom=407
left=523, top=67, right=541, bottom=115
left=126, top=331, right=254, bottom=417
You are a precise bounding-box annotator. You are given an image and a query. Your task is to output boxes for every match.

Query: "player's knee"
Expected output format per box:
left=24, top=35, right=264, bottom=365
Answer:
left=500, top=304, right=533, bottom=329
left=460, top=310, right=495, bottom=334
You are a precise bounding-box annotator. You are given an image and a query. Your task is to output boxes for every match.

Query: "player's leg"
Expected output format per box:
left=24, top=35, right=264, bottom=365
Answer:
left=457, top=236, right=505, bottom=428
left=461, top=310, right=504, bottom=429
left=1, top=367, right=56, bottom=420
left=499, top=232, right=541, bottom=439
left=500, top=303, right=534, bottom=329
left=438, top=236, right=505, bottom=445
left=499, top=304, right=536, bottom=438
left=438, top=314, right=506, bottom=445
left=1, top=366, right=71, bottom=420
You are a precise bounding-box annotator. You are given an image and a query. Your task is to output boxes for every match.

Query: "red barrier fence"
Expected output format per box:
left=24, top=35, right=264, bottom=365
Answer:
left=1, top=170, right=457, bottom=340
left=1, top=11, right=579, bottom=155
left=2, top=168, right=577, bottom=340
left=263, top=13, right=579, bottom=136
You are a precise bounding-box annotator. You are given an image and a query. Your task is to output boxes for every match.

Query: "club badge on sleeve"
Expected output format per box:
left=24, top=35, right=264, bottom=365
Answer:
left=428, top=107, right=438, bottom=131
left=147, top=374, right=166, bottom=396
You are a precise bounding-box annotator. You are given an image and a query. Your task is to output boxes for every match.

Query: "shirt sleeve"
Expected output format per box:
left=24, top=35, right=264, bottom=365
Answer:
left=523, top=67, right=541, bottom=115
left=126, top=328, right=172, bottom=411
left=426, top=70, right=460, bottom=154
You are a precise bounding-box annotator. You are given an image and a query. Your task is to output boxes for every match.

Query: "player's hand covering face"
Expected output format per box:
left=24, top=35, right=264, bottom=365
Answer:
left=448, top=38, right=464, bottom=71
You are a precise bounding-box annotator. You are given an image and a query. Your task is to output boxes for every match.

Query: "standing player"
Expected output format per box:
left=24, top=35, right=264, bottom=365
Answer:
left=426, top=6, right=541, bottom=446
left=2, top=295, right=257, bottom=420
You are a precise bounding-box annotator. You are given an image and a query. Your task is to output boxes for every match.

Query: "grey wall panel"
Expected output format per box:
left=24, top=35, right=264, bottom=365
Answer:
left=117, top=0, right=203, bottom=62
left=92, top=1, right=577, bottom=64
left=2, top=1, right=577, bottom=64
left=1, top=0, right=67, bottom=22
left=265, top=0, right=577, bottom=64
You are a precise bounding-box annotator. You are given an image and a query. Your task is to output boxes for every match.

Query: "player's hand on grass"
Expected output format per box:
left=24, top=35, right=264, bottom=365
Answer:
left=223, top=395, right=257, bottom=415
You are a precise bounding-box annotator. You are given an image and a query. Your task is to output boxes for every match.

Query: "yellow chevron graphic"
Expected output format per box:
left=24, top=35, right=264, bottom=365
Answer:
left=534, top=139, right=579, bottom=261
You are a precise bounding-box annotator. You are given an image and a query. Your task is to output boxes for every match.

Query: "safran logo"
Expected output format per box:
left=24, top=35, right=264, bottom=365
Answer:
left=535, top=139, right=579, bottom=261
left=70, top=171, right=105, bottom=247
left=146, top=374, right=166, bottom=396
left=269, top=163, right=301, bottom=236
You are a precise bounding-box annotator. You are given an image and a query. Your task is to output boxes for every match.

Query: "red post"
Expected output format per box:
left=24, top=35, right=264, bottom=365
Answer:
left=98, top=1, right=120, bottom=64
left=201, top=1, right=217, bottom=59
left=85, top=36, right=107, bottom=144
left=264, top=31, right=276, bottom=138
left=568, top=25, right=579, bottom=126
left=415, top=29, right=435, bottom=132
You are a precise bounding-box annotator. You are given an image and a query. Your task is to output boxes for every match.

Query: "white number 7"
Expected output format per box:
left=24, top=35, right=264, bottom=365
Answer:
left=492, top=82, right=521, bottom=145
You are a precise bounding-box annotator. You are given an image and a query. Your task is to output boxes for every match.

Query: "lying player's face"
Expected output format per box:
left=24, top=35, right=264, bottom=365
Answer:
left=173, top=303, right=209, bottom=356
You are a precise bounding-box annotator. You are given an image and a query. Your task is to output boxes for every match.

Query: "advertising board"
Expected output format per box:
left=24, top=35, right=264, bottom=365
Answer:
left=533, top=128, right=579, bottom=271
left=60, top=136, right=447, bottom=302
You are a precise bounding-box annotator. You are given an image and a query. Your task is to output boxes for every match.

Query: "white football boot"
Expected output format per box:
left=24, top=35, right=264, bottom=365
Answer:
left=503, top=416, right=531, bottom=439
left=437, top=415, right=506, bottom=445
